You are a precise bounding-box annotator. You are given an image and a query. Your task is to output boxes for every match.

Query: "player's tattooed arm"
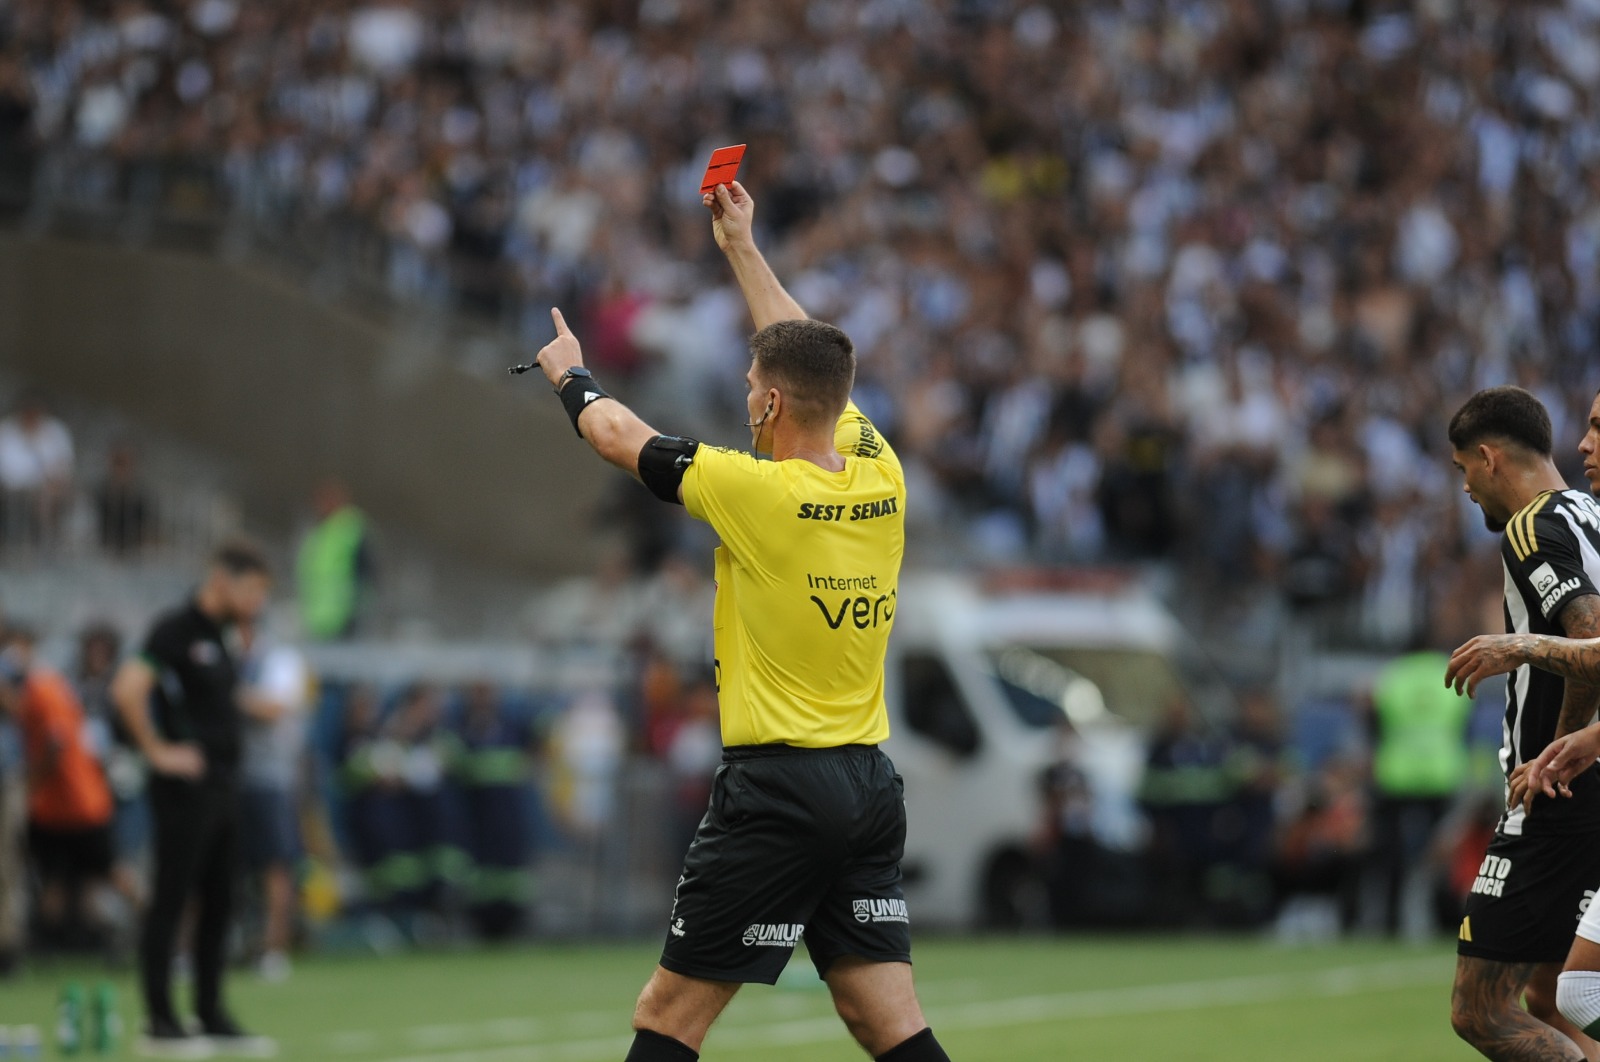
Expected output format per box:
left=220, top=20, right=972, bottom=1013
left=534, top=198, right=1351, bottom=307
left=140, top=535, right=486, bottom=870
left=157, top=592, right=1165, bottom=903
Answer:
left=1447, top=614, right=1600, bottom=699
left=1554, top=594, right=1600, bottom=737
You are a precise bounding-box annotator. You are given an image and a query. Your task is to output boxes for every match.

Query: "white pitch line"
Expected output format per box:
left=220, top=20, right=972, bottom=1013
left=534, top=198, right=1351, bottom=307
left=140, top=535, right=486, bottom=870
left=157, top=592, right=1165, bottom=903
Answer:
left=330, top=973, right=984, bottom=1053
left=369, top=956, right=1451, bottom=1062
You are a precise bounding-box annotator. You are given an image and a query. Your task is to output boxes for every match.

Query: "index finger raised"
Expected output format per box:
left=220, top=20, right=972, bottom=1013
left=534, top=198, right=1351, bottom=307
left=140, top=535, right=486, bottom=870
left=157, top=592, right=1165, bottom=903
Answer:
left=551, top=306, right=572, bottom=336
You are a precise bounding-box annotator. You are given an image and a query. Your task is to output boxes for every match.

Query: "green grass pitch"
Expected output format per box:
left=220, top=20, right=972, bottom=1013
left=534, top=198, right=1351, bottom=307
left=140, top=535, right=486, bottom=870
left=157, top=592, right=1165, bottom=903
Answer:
left=3, top=936, right=1470, bottom=1059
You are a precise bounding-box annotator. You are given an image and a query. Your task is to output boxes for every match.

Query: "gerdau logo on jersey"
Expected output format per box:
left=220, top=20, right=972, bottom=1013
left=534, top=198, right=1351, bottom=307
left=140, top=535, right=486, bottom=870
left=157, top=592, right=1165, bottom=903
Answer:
left=742, top=923, right=805, bottom=947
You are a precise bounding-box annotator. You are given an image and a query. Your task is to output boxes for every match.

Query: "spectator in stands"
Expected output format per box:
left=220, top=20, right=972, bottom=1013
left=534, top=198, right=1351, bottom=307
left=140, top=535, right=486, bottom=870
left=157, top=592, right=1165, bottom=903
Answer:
left=1273, top=758, right=1368, bottom=941
left=0, top=392, right=73, bottom=551
left=0, top=608, right=21, bottom=976
left=94, top=441, right=154, bottom=558
left=656, top=669, right=720, bottom=865
left=1366, top=643, right=1474, bottom=938
left=4, top=626, right=115, bottom=953
left=452, top=681, right=536, bottom=940
left=334, top=685, right=401, bottom=918
left=72, top=622, right=146, bottom=919
left=1221, top=690, right=1291, bottom=926
left=296, top=478, right=374, bottom=641
left=347, top=683, right=461, bottom=934
left=1033, top=758, right=1148, bottom=931
left=237, top=621, right=311, bottom=981
left=0, top=50, right=36, bottom=205
left=1139, top=697, right=1237, bottom=927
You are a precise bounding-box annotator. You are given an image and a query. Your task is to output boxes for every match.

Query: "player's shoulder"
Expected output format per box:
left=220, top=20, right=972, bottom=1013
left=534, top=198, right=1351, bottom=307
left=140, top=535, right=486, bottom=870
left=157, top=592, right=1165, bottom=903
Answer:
left=1545, top=489, right=1600, bottom=533
left=145, top=606, right=188, bottom=639
left=142, top=603, right=199, bottom=656
left=1509, top=489, right=1600, bottom=560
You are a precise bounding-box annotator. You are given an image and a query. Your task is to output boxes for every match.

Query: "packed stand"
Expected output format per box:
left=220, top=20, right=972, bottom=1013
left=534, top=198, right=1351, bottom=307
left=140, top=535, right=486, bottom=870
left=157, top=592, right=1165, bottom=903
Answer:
left=4, top=0, right=1600, bottom=648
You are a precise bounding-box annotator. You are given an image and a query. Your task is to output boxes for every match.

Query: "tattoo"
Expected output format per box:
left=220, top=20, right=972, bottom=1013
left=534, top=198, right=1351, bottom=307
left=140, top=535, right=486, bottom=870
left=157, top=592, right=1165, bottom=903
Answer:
left=1451, top=957, right=1586, bottom=1061
left=1524, top=632, right=1600, bottom=688
left=1553, top=595, right=1600, bottom=737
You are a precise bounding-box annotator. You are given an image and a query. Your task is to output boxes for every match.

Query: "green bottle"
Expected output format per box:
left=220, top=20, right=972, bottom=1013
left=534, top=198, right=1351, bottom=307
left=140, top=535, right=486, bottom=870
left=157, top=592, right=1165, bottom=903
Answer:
left=55, top=982, right=83, bottom=1056
left=90, top=982, right=120, bottom=1054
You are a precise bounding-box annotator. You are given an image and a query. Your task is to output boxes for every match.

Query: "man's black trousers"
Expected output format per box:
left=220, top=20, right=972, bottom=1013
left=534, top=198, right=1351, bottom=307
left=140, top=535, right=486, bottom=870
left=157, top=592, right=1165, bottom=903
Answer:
left=141, top=776, right=238, bottom=1026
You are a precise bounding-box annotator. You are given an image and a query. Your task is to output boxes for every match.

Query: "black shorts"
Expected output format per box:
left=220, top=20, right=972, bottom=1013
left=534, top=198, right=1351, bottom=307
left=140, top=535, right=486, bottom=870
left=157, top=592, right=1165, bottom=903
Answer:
left=660, top=744, right=911, bottom=985
left=1457, top=827, right=1600, bottom=964
left=27, top=822, right=114, bottom=881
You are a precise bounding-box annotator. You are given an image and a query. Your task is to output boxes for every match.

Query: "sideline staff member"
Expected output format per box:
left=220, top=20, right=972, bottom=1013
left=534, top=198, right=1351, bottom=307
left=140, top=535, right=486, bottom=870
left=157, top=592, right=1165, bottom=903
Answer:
left=113, top=540, right=276, bottom=1058
left=524, top=179, right=949, bottom=1062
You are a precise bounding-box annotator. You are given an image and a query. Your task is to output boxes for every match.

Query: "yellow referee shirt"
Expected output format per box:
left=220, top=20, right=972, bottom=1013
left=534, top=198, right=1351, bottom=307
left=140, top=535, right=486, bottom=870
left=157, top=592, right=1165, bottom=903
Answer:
left=682, top=402, right=904, bottom=748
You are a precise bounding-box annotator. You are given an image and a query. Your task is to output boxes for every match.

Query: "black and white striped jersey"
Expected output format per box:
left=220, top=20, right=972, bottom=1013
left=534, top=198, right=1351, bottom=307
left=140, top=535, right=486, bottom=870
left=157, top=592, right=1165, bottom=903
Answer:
left=1499, top=488, right=1600, bottom=836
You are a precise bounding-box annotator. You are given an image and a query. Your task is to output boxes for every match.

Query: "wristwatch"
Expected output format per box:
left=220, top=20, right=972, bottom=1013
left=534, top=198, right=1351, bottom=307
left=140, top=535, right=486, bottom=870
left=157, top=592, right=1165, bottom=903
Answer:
left=555, top=366, right=594, bottom=392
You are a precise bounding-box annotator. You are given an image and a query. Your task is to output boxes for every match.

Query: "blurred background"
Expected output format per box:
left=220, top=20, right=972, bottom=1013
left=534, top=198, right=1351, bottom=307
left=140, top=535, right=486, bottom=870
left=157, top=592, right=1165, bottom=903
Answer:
left=0, top=0, right=1597, bottom=1053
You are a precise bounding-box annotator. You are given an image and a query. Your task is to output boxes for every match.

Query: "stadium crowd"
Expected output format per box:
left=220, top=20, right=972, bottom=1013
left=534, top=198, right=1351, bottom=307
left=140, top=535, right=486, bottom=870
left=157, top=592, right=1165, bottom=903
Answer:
left=4, top=0, right=1600, bottom=653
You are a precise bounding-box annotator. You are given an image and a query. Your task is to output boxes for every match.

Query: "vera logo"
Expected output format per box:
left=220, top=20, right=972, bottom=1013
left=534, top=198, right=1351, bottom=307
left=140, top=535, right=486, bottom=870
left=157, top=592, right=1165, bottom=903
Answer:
left=1530, top=563, right=1560, bottom=596
left=852, top=898, right=909, bottom=924
left=1582, top=891, right=1596, bottom=920
left=810, top=589, right=896, bottom=631
left=742, top=923, right=804, bottom=948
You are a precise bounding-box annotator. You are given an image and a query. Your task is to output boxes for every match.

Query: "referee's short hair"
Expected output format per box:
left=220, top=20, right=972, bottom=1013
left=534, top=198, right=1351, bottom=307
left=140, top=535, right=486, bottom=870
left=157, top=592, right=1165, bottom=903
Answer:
left=750, top=319, right=855, bottom=429
left=1448, top=386, right=1553, bottom=458
left=210, top=536, right=271, bottom=578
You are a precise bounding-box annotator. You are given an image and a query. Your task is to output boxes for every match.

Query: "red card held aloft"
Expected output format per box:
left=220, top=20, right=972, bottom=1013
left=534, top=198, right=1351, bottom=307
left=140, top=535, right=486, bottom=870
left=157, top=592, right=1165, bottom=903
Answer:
left=700, top=144, right=747, bottom=195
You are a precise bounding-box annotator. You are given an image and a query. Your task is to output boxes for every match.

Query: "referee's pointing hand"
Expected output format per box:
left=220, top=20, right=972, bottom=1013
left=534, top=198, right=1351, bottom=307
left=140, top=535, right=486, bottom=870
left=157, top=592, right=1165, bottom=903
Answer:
left=536, top=307, right=584, bottom=390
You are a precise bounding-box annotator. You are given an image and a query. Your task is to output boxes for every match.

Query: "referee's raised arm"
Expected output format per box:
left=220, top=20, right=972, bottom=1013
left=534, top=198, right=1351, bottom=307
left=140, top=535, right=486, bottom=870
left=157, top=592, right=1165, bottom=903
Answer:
left=702, top=181, right=806, bottom=328
left=531, top=306, right=662, bottom=482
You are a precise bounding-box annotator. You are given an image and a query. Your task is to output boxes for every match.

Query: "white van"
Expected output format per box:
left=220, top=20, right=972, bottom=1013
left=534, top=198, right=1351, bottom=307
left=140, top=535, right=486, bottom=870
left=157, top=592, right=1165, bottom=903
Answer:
left=883, top=572, right=1201, bottom=929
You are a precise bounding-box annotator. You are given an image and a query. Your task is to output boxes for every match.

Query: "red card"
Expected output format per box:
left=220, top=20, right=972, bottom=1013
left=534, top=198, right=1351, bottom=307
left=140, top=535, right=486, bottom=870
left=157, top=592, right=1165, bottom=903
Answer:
left=700, top=144, right=747, bottom=195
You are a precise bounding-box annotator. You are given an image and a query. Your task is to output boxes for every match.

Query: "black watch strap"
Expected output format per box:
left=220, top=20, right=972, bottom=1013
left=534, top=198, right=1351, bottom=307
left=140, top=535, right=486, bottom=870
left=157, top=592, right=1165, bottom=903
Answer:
left=556, top=366, right=594, bottom=392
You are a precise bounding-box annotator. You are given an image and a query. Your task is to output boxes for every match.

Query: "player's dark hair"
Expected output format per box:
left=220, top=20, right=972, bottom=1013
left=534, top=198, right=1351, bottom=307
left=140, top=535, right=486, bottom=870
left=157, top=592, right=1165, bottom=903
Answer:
left=210, top=536, right=270, bottom=578
left=749, top=319, right=855, bottom=429
left=1447, top=386, right=1553, bottom=458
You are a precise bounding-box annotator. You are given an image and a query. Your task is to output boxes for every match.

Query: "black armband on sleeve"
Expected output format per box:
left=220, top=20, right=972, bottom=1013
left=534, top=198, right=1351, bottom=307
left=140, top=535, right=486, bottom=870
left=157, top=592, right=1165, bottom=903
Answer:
left=638, top=435, right=699, bottom=504
left=559, top=377, right=612, bottom=437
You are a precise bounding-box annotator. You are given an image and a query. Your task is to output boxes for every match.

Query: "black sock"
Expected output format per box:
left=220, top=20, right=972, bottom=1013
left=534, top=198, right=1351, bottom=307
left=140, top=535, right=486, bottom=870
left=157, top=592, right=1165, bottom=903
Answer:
left=624, top=1028, right=699, bottom=1061
left=876, top=1027, right=951, bottom=1061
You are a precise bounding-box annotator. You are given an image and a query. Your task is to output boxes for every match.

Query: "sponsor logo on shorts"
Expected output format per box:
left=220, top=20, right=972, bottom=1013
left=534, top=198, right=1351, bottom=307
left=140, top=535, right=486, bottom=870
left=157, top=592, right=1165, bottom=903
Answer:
left=669, top=918, right=686, bottom=938
left=742, top=923, right=804, bottom=948
left=852, top=898, right=909, bottom=924
left=1581, top=891, right=1596, bottom=921
left=1470, top=855, right=1513, bottom=898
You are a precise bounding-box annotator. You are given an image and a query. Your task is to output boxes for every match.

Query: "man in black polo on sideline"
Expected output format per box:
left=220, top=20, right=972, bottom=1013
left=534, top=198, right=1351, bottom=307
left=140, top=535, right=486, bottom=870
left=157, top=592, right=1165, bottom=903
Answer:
left=113, top=540, right=277, bottom=1060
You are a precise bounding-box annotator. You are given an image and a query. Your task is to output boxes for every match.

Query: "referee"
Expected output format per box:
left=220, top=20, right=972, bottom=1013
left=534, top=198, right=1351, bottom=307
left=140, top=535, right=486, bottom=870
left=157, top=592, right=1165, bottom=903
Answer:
left=112, top=540, right=276, bottom=1059
left=528, top=180, right=949, bottom=1062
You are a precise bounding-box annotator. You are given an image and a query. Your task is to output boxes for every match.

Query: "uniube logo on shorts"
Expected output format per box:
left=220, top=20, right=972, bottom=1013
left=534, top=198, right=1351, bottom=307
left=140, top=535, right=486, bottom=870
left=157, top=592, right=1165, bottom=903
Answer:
left=1470, top=855, right=1513, bottom=898
left=852, top=898, right=909, bottom=924
left=742, top=923, right=805, bottom=947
